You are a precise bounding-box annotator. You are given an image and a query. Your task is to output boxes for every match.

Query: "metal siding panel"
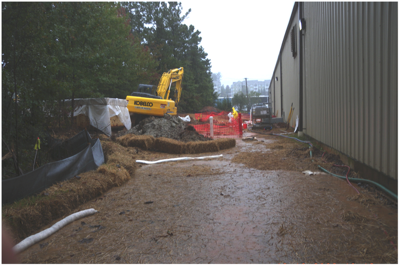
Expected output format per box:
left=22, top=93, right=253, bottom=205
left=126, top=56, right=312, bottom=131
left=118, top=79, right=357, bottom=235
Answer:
left=325, top=3, right=330, bottom=144
left=368, top=2, right=374, bottom=168
left=343, top=2, right=346, bottom=154
left=389, top=2, right=398, bottom=179
left=375, top=3, right=382, bottom=173
left=380, top=3, right=389, bottom=175
left=342, top=2, right=348, bottom=154
left=357, top=2, right=365, bottom=161
left=301, top=2, right=397, bottom=180
left=308, top=5, right=313, bottom=136
left=333, top=4, right=338, bottom=149
left=349, top=2, right=357, bottom=157
left=313, top=4, right=318, bottom=138
left=281, top=10, right=300, bottom=128
left=323, top=3, right=326, bottom=143
left=303, top=6, right=309, bottom=134
left=339, top=2, right=345, bottom=154
left=363, top=2, right=371, bottom=167
left=317, top=3, right=322, bottom=140
left=353, top=3, right=359, bottom=160
left=345, top=2, right=350, bottom=156
left=275, top=61, right=281, bottom=118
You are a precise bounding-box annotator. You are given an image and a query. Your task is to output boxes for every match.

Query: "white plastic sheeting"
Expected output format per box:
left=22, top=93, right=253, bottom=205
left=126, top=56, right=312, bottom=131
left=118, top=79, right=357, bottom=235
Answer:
left=136, top=154, right=223, bottom=165
left=72, top=98, right=131, bottom=137
left=178, top=115, right=191, bottom=122
left=14, top=208, right=98, bottom=253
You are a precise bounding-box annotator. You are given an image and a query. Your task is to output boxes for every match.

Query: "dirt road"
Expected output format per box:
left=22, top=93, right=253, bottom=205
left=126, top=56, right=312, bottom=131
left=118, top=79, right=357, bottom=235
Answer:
left=19, top=133, right=397, bottom=263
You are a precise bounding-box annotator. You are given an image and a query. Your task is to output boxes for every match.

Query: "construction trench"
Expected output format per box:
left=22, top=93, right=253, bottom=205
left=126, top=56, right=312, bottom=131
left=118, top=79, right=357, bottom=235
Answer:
left=4, top=115, right=398, bottom=264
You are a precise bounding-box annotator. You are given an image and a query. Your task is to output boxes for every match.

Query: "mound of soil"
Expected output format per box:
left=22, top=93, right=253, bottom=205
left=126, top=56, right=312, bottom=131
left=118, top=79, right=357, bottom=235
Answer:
left=118, top=115, right=211, bottom=142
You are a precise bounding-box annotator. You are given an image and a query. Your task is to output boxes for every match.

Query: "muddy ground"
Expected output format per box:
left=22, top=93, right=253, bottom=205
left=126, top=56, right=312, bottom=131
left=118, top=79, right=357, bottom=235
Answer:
left=16, top=131, right=397, bottom=264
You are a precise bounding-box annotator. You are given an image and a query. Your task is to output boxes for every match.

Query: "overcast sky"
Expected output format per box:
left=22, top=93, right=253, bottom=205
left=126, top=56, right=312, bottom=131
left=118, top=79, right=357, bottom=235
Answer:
left=181, top=1, right=295, bottom=87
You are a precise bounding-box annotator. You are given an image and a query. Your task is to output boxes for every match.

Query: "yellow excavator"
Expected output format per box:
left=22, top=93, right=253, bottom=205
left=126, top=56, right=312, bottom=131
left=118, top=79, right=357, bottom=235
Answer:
left=126, top=67, right=184, bottom=123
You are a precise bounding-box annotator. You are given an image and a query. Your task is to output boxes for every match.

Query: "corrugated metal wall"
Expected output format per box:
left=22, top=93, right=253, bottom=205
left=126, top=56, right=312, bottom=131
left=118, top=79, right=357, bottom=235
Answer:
left=269, top=79, right=276, bottom=115
left=302, top=2, right=398, bottom=180
left=281, top=10, right=300, bottom=128
left=271, top=61, right=282, bottom=118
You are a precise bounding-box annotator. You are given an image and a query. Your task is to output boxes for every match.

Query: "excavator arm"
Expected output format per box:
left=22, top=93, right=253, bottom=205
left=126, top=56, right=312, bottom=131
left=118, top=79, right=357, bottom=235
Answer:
left=156, top=67, right=184, bottom=105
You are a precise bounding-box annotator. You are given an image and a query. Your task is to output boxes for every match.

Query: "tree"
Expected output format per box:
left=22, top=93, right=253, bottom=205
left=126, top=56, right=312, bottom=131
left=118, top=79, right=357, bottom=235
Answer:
left=215, top=97, right=232, bottom=112
left=232, top=92, right=248, bottom=112
left=2, top=2, right=159, bottom=177
left=123, top=2, right=216, bottom=112
left=2, top=2, right=54, bottom=175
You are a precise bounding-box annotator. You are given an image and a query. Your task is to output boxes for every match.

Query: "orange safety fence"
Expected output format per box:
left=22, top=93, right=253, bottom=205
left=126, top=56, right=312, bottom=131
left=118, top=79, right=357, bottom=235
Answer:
left=189, top=113, right=243, bottom=137
left=194, top=111, right=229, bottom=122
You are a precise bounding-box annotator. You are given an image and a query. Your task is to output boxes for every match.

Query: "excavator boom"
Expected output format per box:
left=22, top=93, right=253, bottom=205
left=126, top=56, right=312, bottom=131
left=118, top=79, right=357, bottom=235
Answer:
left=156, top=67, right=184, bottom=104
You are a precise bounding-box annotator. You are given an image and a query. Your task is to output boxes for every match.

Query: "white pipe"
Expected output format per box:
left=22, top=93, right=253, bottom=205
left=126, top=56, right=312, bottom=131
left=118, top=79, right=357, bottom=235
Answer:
left=14, top=208, right=98, bottom=253
left=136, top=154, right=223, bottom=165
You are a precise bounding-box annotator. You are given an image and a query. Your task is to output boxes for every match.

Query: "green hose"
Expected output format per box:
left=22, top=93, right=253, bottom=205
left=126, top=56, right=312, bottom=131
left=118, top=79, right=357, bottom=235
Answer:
left=318, top=165, right=398, bottom=201
left=273, top=133, right=398, bottom=201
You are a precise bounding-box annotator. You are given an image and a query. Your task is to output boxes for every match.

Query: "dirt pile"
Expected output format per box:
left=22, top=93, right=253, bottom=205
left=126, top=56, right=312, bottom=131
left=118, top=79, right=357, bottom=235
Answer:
left=119, top=114, right=211, bottom=142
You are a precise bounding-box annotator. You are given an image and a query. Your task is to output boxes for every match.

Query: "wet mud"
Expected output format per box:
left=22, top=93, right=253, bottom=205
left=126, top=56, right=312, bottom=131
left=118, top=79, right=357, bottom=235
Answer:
left=19, top=133, right=397, bottom=263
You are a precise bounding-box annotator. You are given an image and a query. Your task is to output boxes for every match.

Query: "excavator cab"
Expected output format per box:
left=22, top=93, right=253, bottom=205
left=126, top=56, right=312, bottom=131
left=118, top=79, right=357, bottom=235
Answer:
left=137, top=84, right=156, bottom=95
left=131, top=84, right=162, bottom=99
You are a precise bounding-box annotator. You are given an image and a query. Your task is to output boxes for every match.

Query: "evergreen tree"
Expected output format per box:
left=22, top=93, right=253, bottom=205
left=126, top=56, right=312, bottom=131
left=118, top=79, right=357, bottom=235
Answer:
left=232, top=92, right=248, bottom=112
left=2, top=2, right=158, bottom=176
left=124, top=2, right=216, bottom=112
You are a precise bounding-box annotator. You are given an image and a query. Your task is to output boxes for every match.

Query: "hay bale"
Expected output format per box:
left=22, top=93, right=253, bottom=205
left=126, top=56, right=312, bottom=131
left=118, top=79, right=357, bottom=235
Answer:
left=117, top=134, right=155, bottom=150
left=110, top=116, right=124, bottom=128
left=97, top=163, right=130, bottom=186
left=155, top=137, right=185, bottom=154
left=101, top=141, right=123, bottom=156
left=185, top=141, right=219, bottom=154
left=214, top=138, right=236, bottom=150
left=3, top=167, right=131, bottom=243
left=101, top=140, right=127, bottom=163
left=3, top=140, right=135, bottom=243
left=107, top=152, right=136, bottom=176
left=97, top=134, right=110, bottom=141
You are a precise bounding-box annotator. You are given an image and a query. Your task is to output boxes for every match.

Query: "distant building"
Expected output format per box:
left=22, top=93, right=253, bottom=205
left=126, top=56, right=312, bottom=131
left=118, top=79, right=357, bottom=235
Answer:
left=212, top=73, right=222, bottom=95
left=231, top=80, right=270, bottom=96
